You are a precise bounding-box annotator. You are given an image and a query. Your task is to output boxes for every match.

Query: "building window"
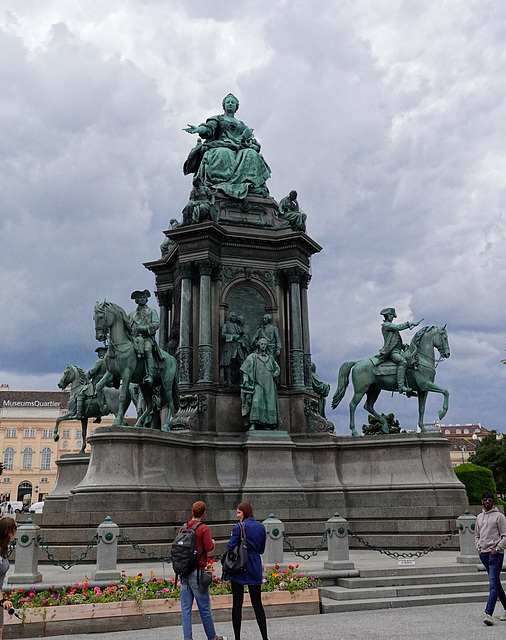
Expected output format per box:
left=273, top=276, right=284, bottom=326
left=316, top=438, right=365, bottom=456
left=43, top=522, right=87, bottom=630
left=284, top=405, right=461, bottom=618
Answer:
left=22, top=447, right=33, bottom=470
left=62, top=430, right=71, bottom=439
left=5, top=430, right=16, bottom=438
left=76, top=430, right=82, bottom=438
left=2, top=478, right=10, bottom=483
left=40, top=447, right=52, bottom=471
left=89, top=429, right=94, bottom=436
left=40, top=477, right=49, bottom=483
left=42, top=429, right=54, bottom=438
left=3, top=447, right=14, bottom=470
left=24, top=429, right=35, bottom=438
left=445, top=429, right=450, bottom=434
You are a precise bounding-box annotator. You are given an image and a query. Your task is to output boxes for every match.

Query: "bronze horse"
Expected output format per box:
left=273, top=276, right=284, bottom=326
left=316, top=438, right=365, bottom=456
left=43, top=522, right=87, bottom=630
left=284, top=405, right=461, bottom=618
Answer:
left=332, top=325, right=450, bottom=436
left=93, top=301, right=179, bottom=431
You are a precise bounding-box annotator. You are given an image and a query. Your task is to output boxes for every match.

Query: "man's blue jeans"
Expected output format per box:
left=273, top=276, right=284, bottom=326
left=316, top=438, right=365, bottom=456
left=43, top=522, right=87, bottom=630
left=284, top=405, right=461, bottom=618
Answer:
left=480, top=552, right=506, bottom=615
left=180, top=570, right=217, bottom=640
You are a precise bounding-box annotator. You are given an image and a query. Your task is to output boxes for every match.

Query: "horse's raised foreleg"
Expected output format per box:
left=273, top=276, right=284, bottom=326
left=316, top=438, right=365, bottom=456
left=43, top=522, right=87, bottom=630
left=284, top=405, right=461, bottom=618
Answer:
left=96, top=371, right=115, bottom=415
left=364, top=387, right=388, bottom=433
left=54, top=413, right=72, bottom=442
left=417, top=391, right=428, bottom=432
left=420, top=381, right=449, bottom=421
left=80, top=418, right=88, bottom=453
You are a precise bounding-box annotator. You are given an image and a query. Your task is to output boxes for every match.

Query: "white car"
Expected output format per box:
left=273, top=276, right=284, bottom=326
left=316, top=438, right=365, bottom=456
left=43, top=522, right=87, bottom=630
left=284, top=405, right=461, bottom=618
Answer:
left=29, top=501, right=44, bottom=514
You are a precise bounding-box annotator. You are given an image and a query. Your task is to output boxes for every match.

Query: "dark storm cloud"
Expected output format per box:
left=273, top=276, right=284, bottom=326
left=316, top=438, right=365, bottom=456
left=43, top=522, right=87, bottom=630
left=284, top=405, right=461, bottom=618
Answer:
left=1, top=1, right=506, bottom=434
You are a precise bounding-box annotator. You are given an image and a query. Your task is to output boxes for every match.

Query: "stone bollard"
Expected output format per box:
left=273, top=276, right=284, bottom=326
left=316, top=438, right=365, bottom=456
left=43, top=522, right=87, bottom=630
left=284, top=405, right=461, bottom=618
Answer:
left=92, top=516, right=121, bottom=581
left=456, top=511, right=480, bottom=564
left=262, top=514, right=285, bottom=566
left=9, top=518, right=43, bottom=584
left=323, top=513, right=355, bottom=571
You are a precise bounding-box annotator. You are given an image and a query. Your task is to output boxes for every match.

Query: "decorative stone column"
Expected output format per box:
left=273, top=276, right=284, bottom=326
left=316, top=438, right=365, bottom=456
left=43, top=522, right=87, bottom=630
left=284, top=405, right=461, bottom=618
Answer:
left=10, top=518, right=43, bottom=584
left=286, top=267, right=305, bottom=389
left=263, top=513, right=285, bottom=566
left=300, top=272, right=312, bottom=389
left=179, top=262, right=193, bottom=387
left=155, top=289, right=171, bottom=352
left=92, top=516, right=121, bottom=581
left=323, top=513, right=355, bottom=570
left=197, top=260, right=214, bottom=384
left=456, top=511, right=480, bottom=564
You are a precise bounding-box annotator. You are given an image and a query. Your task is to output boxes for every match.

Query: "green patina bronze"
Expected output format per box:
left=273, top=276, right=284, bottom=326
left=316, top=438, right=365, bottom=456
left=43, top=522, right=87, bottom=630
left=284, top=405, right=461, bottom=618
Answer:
left=240, top=337, right=281, bottom=430
left=374, top=307, right=423, bottom=394
left=311, top=362, right=330, bottom=419
left=332, top=322, right=450, bottom=437
left=183, top=93, right=271, bottom=200
left=220, top=311, right=249, bottom=388
left=181, top=179, right=217, bottom=225
left=251, top=313, right=282, bottom=358
left=54, top=362, right=132, bottom=453
left=93, top=299, right=179, bottom=431
left=278, top=190, right=307, bottom=231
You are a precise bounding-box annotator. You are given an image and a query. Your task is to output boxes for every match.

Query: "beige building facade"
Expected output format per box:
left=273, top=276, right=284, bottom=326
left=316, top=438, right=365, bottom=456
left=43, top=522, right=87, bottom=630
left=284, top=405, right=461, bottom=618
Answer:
left=0, top=386, right=105, bottom=504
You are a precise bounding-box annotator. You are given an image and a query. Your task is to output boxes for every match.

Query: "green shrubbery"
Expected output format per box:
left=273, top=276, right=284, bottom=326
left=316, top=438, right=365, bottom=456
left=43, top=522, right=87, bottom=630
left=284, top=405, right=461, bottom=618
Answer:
left=454, top=462, right=497, bottom=504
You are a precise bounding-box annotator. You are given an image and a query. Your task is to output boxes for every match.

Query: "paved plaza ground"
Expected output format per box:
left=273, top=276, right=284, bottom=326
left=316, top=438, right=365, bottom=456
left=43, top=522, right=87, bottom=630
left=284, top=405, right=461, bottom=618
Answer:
left=33, top=604, right=506, bottom=640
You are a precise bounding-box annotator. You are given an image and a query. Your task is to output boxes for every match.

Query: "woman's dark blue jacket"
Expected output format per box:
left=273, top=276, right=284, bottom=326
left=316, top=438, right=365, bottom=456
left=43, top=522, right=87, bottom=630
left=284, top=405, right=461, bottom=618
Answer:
left=227, top=517, right=266, bottom=585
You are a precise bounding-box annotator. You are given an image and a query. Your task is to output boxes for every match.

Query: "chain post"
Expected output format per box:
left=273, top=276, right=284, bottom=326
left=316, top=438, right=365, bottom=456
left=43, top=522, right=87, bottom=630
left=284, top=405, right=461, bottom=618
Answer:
left=324, top=513, right=355, bottom=571
left=92, top=516, right=121, bottom=581
left=9, top=518, right=43, bottom=584
left=263, top=513, right=284, bottom=566
left=456, top=511, right=480, bottom=564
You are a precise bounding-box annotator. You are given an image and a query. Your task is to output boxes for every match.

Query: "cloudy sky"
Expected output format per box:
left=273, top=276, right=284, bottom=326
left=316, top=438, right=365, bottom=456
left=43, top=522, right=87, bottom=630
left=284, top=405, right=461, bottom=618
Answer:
left=1, top=0, right=505, bottom=435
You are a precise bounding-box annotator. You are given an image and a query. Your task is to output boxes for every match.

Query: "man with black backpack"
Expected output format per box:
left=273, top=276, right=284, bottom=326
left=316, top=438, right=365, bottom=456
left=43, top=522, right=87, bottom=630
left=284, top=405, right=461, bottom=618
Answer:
left=173, top=501, right=226, bottom=640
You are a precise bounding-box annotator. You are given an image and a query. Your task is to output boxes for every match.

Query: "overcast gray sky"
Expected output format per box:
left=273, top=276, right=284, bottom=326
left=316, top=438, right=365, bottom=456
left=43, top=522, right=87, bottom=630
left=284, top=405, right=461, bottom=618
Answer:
left=1, top=0, right=505, bottom=435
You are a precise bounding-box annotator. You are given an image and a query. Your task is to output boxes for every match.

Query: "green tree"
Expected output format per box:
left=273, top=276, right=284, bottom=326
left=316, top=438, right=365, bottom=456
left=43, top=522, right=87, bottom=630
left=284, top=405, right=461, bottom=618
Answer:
left=362, top=413, right=401, bottom=436
left=468, top=431, right=506, bottom=494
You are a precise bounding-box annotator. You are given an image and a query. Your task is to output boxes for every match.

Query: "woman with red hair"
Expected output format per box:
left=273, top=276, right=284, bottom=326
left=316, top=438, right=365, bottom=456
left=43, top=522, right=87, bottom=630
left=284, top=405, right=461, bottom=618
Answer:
left=226, top=502, right=268, bottom=640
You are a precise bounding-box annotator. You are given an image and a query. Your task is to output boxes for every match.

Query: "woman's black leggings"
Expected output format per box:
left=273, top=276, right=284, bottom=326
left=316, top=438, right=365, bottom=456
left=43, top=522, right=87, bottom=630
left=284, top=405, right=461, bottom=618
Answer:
left=231, top=581, right=268, bottom=640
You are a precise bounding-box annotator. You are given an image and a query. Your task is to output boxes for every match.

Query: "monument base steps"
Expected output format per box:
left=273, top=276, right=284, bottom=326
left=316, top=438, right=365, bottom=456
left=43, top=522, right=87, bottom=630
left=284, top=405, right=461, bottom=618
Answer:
left=320, top=564, right=489, bottom=613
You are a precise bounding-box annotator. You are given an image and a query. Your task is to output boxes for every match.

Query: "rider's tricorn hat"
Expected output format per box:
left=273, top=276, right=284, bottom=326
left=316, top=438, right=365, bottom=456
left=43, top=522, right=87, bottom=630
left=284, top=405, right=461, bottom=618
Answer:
left=380, top=307, right=397, bottom=318
left=95, top=346, right=107, bottom=353
left=130, top=289, right=151, bottom=300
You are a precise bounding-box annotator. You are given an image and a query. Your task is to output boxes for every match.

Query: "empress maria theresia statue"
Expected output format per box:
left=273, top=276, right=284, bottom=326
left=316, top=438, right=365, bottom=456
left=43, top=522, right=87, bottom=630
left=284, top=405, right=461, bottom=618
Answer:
left=183, top=93, right=271, bottom=200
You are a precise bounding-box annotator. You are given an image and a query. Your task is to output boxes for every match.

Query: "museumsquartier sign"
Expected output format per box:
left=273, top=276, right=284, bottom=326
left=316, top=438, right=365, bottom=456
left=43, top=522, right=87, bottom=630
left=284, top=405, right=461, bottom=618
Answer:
left=2, top=400, right=61, bottom=408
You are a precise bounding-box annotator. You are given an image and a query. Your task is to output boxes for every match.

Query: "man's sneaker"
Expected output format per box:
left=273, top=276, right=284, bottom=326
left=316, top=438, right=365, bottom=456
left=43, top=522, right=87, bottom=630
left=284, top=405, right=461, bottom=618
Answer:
left=500, top=610, right=506, bottom=621
left=484, top=613, right=494, bottom=625
left=215, top=637, right=227, bottom=640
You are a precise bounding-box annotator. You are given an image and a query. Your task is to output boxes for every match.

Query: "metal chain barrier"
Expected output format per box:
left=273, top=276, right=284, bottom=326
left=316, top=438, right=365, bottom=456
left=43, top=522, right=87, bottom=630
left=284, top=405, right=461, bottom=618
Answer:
left=282, top=529, right=329, bottom=560
left=118, top=533, right=172, bottom=564
left=37, top=532, right=98, bottom=570
left=349, top=528, right=459, bottom=559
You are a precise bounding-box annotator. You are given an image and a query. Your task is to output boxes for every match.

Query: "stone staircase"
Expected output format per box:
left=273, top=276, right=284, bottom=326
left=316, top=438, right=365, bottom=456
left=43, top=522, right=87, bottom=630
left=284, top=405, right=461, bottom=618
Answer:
left=320, top=564, right=490, bottom=613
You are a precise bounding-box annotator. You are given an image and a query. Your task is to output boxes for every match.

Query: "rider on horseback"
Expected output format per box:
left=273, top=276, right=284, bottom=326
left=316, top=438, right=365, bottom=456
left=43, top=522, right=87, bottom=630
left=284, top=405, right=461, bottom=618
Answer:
left=128, top=289, right=159, bottom=385
left=75, top=346, right=108, bottom=419
left=376, top=308, right=422, bottom=395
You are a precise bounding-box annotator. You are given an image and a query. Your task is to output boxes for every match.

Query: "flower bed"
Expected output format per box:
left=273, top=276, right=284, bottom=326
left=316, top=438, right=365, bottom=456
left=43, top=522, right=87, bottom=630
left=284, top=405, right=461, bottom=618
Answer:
left=4, top=564, right=320, bottom=638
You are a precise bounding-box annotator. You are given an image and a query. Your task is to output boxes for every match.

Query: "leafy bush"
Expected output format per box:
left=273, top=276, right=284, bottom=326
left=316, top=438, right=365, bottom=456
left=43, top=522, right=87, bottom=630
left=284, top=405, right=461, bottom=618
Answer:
left=454, top=462, right=497, bottom=504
